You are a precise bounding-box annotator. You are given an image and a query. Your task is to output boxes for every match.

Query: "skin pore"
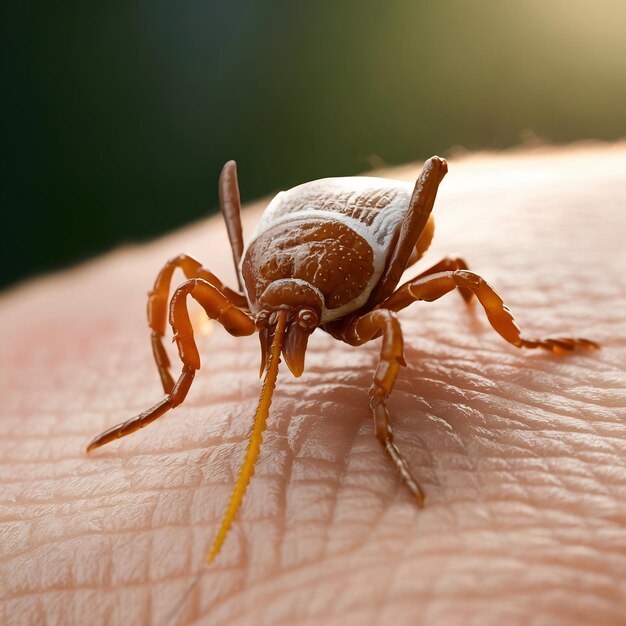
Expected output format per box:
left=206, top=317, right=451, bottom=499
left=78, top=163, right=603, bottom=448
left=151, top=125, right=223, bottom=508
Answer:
left=1, top=144, right=626, bottom=626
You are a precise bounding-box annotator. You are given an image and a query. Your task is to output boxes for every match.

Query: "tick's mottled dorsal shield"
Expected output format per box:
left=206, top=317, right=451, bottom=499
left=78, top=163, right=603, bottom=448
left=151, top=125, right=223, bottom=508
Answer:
left=241, top=176, right=412, bottom=321
left=87, top=156, right=598, bottom=573
left=241, top=157, right=447, bottom=325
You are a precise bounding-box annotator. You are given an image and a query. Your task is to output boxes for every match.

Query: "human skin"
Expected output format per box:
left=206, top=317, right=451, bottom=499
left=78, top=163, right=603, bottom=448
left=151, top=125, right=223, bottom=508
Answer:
left=1, top=144, right=625, bottom=626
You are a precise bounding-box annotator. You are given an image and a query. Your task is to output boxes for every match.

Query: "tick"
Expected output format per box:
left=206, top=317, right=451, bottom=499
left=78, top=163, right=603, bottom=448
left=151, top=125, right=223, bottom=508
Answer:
left=87, top=157, right=598, bottom=563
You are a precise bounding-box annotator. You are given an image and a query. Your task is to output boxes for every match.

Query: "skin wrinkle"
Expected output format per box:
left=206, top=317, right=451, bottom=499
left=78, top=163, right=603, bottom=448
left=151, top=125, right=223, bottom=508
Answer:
left=320, top=420, right=375, bottom=562
left=370, top=514, right=421, bottom=626
left=2, top=145, right=626, bottom=626
left=207, top=552, right=393, bottom=626
left=277, top=401, right=323, bottom=568
left=7, top=518, right=620, bottom=605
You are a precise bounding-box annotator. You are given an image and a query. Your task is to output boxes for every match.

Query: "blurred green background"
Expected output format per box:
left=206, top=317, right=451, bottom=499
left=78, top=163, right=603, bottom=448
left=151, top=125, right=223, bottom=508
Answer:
left=2, top=1, right=625, bottom=289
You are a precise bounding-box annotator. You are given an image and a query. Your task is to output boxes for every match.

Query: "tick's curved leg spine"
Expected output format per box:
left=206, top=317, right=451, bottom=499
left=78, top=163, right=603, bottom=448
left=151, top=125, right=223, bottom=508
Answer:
left=366, top=156, right=448, bottom=308
left=382, top=269, right=599, bottom=354
left=219, top=160, right=245, bottom=290
left=148, top=255, right=247, bottom=393
left=335, top=309, right=425, bottom=505
left=405, top=215, right=435, bottom=268
left=88, top=279, right=256, bottom=453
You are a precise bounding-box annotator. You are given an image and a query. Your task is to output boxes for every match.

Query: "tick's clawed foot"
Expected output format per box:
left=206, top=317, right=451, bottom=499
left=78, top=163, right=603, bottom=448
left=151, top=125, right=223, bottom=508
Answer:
left=386, top=441, right=426, bottom=507
left=520, top=336, right=600, bottom=354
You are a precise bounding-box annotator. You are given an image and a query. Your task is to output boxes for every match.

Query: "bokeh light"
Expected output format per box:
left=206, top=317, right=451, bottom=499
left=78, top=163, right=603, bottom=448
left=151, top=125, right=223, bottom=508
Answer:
left=2, top=0, right=625, bottom=288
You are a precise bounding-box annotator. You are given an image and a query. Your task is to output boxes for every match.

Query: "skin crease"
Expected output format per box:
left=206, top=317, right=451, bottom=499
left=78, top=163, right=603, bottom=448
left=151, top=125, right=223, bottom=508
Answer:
left=1, top=144, right=626, bottom=626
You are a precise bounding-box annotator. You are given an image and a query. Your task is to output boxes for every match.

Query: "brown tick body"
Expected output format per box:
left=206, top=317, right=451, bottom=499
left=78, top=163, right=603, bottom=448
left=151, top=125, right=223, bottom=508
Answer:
left=87, top=157, right=598, bottom=563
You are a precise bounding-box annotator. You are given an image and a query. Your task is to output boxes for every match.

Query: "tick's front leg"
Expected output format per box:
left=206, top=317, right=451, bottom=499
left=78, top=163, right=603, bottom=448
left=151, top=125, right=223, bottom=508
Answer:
left=147, top=255, right=247, bottom=393
left=336, top=309, right=425, bottom=505
left=218, top=160, right=245, bottom=290
left=87, top=366, right=195, bottom=452
left=366, top=156, right=448, bottom=307
left=88, top=279, right=255, bottom=453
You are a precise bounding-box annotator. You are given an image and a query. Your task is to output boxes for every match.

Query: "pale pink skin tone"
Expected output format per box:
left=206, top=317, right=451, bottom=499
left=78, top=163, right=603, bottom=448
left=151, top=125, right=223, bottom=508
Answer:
left=1, top=145, right=626, bottom=626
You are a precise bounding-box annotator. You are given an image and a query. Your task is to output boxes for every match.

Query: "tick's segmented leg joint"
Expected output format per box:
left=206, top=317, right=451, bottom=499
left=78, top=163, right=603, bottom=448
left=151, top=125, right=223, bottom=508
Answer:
left=383, top=269, right=598, bottom=355
left=369, top=385, right=389, bottom=405
left=87, top=276, right=254, bottom=454
left=147, top=255, right=248, bottom=392
left=86, top=365, right=196, bottom=453
left=337, top=308, right=425, bottom=505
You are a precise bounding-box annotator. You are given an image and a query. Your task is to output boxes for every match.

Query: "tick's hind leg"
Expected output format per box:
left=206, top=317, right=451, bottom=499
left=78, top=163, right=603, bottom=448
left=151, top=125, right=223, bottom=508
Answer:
left=148, top=255, right=247, bottom=393
left=382, top=270, right=599, bottom=354
left=88, top=279, right=256, bottom=453
left=414, top=256, right=474, bottom=304
left=335, top=309, right=425, bottom=504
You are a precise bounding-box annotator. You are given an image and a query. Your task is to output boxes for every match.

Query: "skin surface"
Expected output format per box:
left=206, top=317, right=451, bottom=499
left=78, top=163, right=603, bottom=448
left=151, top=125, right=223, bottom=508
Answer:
left=1, top=144, right=626, bottom=626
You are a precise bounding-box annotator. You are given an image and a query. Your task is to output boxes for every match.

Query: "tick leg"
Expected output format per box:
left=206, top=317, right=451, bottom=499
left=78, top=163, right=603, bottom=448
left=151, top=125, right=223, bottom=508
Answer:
left=340, top=309, right=425, bottom=505
left=87, top=366, right=195, bottom=452
left=366, top=156, right=448, bottom=308
left=382, top=270, right=599, bottom=354
left=219, top=160, right=245, bottom=290
left=413, top=257, right=474, bottom=305
left=168, top=278, right=256, bottom=370
left=148, top=255, right=247, bottom=393
left=406, top=215, right=435, bottom=268
left=88, top=279, right=255, bottom=453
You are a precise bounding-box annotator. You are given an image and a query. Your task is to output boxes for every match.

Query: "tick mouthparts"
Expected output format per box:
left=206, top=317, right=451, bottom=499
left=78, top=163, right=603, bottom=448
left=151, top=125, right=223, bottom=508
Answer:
left=258, top=314, right=312, bottom=378
left=283, top=323, right=310, bottom=377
